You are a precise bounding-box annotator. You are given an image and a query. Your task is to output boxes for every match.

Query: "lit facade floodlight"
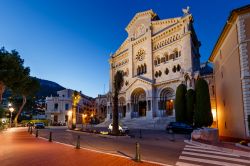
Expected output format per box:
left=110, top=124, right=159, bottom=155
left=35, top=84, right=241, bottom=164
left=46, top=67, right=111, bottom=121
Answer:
left=212, top=108, right=217, bottom=121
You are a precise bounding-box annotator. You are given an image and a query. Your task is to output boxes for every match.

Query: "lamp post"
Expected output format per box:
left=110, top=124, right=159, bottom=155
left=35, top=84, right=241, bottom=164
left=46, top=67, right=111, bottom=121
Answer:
left=82, top=114, right=86, bottom=130
left=67, top=110, right=72, bottom=129
left=9, top=107, right=14, bottom=128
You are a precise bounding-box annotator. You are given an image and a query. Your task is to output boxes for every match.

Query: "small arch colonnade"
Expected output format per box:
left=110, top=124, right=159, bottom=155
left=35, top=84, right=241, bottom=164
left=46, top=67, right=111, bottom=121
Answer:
left=108, top=86, right=176, bottom=120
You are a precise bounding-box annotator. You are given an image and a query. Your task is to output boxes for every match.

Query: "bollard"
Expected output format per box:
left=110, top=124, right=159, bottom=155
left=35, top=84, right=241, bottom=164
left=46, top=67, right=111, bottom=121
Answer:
left=36, top=129, right=39, bottom=138
left=139, top=129, right=142, bottom=139
left=49, top=131, right=52, bottom=142
left=170, top=132, right=175, bottom=142
left=76, top=135, right=80, bottom=149
left=135, top=142, right=141, bottom=162
left=30, top=127, right=33, bottom=134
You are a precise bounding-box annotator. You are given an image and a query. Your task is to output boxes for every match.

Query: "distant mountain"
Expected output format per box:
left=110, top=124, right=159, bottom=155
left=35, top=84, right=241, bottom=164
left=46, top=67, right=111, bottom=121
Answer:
left=36, top=78, right=65, bottom=98
left=2, top=78, right=65, bottom=99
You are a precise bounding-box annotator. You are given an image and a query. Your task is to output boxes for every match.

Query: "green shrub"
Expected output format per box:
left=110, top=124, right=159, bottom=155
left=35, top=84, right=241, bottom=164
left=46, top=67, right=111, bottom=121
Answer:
left=194, top=79, right=213, bottom=128
left=21, top=119, right=49, bottom=126
left=186, top=89, right=195, bottom=125
left=175, top=84, right=187, bottom=122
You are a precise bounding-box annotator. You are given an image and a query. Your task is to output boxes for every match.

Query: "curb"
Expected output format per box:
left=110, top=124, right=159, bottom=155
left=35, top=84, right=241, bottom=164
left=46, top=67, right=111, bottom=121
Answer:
left=66, top=129, right=131, bottom=139
left=184, top=140, right=250, bottom=158
left=235, top=143, right=250, bottom=150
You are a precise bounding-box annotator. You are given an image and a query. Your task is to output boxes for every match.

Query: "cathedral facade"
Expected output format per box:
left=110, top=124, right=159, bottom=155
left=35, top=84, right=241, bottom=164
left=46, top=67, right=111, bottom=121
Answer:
left=107, top=9, right=201, bottom=121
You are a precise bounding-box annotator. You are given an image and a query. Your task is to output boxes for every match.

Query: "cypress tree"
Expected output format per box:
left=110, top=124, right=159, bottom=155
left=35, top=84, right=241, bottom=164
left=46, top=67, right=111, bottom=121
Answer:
left=194, top=79, right=213, bottom=127
left=186, top=89, right=195, bottom=125
left=175, top=84, right=187, bottom=122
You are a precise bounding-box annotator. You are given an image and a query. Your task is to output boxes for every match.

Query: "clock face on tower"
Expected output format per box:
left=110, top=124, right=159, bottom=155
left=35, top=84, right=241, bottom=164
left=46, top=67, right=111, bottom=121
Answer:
left=136, top=49, right=145, bottom=61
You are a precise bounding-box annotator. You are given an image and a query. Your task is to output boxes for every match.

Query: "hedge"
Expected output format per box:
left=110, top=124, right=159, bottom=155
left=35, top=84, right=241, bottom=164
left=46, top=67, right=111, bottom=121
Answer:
left=21, top=119, right=49, bottom=126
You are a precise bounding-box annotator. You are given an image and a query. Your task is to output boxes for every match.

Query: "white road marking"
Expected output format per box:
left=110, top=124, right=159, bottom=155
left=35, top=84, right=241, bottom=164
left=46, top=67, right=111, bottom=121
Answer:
left=182, top=151, right=250, bottom=164
left=175, top=161, right=202, bottom=166
left=184, top=148, right=239, bottom=157
left=185, top=145, right=222, bottom=151
left=179, top=156, right=246, bottom=166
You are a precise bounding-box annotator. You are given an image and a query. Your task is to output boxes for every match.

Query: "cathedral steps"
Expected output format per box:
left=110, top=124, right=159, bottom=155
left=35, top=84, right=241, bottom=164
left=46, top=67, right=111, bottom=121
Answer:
left=96, top=117, right=175, bottom=130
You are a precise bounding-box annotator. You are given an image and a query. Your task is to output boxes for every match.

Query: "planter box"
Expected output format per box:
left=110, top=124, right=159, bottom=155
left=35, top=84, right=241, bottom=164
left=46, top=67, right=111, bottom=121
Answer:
left=192, top=128, right=219, bottom=142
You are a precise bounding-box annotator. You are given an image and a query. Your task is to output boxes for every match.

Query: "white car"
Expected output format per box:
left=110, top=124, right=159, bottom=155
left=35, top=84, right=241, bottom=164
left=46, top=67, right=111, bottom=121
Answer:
left=108, top=123, right=129, bottom=133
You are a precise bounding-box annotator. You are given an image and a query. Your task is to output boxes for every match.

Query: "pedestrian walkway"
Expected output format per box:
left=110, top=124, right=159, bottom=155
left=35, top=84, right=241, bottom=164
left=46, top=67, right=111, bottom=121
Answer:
left=0, top=128, right=159, bottom=166
left=175, top=143, right=250, bottom=166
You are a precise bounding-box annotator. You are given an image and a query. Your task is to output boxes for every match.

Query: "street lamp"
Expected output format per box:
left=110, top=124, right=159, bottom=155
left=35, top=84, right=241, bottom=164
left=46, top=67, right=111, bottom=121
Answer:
left=9, top=107, right=14, bottom=128
left=82, top=114, right=87, bottom=130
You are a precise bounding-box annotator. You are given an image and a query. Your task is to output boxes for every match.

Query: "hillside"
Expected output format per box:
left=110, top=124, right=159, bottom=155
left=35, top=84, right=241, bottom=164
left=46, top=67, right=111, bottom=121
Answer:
left=36, top=78, right=65, bottom=98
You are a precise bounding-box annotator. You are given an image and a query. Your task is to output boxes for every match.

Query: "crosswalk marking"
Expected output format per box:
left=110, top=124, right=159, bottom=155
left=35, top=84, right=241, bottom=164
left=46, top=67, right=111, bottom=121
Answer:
left=179, top=156, right=246, bottom=166
left=182, top=151, right=250, bottom=164
left=176, top=142, right=250, bottom=166
left=183, top=147, right=239, bottom=157
left=175, top=161, right=202, bottom=166
left=185, top=145, right=222, bottom=151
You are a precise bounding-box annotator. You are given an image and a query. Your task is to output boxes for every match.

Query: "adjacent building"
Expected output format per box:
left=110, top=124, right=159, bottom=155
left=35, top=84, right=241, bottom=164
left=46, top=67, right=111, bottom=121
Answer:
left=45, top=89, right=73, bottom=125
left=95, top=94, right=108, bottom=122
left=45, top=89, right=95, bottom=125
left=209, top=5, right=250, bottom=139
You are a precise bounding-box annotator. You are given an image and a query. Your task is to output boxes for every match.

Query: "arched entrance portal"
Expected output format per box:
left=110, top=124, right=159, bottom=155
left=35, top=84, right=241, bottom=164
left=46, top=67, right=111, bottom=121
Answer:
left=118, top=97, right=126, bottom=118
left=131, top=88, right=147, bottom=118
left=159, top=88, right=174, bottom=116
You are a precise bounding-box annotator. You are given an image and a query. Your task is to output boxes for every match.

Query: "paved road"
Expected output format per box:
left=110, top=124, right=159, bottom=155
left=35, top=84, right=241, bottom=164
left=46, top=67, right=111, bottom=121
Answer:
left=0, top=128, right=159, bottom=166
left=36, top=127, right=189, bottom=165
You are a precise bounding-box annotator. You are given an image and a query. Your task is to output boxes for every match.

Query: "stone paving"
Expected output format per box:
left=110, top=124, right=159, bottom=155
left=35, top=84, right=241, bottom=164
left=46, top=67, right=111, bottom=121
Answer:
left=0, top=128, right=160, bottom=166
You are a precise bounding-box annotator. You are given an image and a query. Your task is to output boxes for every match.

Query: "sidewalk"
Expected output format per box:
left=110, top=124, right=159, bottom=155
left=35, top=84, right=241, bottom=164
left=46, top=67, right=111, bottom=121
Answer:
left=0, top=128, right=159, bottom=166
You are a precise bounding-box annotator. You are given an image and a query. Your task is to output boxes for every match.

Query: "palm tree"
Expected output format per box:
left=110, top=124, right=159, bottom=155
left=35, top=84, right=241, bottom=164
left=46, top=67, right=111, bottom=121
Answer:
left=112, top=71, right=124, bottom=135
left=71, top=91, right=81, bottom=130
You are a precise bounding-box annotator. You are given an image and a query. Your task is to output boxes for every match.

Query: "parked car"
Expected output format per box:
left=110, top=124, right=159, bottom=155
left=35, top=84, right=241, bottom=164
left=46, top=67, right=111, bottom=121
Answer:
left=108, top=123, right=129, bottom=134
left=34, top=122, right=45, bottom=129
left=166, top=122, right=193, bottom=134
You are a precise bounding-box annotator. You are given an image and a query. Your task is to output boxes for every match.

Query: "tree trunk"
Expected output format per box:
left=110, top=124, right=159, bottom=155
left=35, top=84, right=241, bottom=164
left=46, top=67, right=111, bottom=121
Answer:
left=112, top=95, right=119, bottom=135
left=14, top=95, right=26, bottom=127
left=0, top=81, right=5, bottom=104
left=72, top=105, right=76, bottom=130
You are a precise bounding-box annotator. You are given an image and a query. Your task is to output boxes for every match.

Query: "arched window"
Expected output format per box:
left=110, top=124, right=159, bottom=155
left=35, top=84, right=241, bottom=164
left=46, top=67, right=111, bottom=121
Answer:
left=179, top=51, right=181, bottom=57
left=141, top=64, right=144, bottom=73
left=159, top=70, right=162, bottom=77
left=161, top=56, right=166, bottom=63
left=177, top=64, right=181, bottom=71
left=165, top=53, right=169, bottom=61
left=172, top=66, right=177, bottom=73
left=157, top=57, right=161, bottom=64
left=144, top=64, right=147, bottom=73
left=155, top=71, right=159, bottom=78
left=173, top=49, right=178, bottom=59
left=165, top=68, right=169, bottom=75
left=137, top=67, right=140, bottom=75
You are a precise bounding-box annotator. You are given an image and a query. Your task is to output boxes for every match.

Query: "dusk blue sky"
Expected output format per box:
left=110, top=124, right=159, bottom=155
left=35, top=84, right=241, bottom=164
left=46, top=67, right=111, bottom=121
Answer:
left=0, top=0, right=249, bottom=97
